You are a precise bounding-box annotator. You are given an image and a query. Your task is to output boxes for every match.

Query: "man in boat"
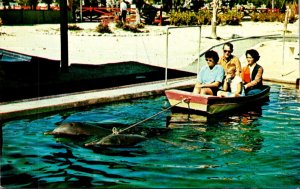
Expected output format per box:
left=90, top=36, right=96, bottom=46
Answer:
left=241, top=49, right=264, bottom=95
left=218, top=42, right=242, bottom=76
left=193, top=50, right=225, bottom=95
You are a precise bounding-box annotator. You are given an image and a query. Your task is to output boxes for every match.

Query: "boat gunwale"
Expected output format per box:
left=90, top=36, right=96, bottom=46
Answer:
left=165, top=85, right=270, bottom=114
left=165, top=85, right=270, bottom=103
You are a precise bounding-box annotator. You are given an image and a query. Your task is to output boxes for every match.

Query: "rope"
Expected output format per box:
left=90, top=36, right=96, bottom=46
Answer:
left=86, top=97, right=191, bottom=146
left=111, top=98, right=190, bottom=135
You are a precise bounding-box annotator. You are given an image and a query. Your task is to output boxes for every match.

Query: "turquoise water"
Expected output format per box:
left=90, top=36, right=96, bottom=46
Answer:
left=1, top=82, right=299, bottom=188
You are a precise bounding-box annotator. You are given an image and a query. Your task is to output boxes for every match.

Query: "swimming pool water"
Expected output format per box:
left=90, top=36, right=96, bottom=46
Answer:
left=1, top=82, right=299, bottom=188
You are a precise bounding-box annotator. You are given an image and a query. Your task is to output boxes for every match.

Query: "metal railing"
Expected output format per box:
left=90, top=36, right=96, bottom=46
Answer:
left=165, top=25, right=201, bottom=85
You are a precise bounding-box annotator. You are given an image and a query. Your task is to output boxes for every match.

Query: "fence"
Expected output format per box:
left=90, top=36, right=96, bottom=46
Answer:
left=0, top=9, right=72, bottom=24
left=0, top=5, right=165, bottom=25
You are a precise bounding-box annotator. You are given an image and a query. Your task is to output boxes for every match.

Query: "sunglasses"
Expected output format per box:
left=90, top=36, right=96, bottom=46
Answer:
left=223, top=50, right=232, bottom=53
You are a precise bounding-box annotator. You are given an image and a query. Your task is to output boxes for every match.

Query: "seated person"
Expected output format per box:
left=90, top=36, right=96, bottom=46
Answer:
left=218, top=42, right=242, bottom=76
left=193, top=50, right=225, bottom=95
left=217, top=66, right=245, bottom=97
left=241, top=49, right=264, bottom=95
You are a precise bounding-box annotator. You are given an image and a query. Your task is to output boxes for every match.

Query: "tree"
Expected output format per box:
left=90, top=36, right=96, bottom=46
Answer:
left=210, top=0, right=219, bottom=39
left=28, top=0, right=38, bottom=9
left=17, top=0, right=28, bottom=6
left=43, top=0, right=53, bottom=9
left=2, top=0, right=11, bottom=9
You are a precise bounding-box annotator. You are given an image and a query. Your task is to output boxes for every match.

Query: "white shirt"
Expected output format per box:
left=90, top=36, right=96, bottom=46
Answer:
left=120, top=1, right=127, bottom=11
left=228, top=76, right=245, bottom=96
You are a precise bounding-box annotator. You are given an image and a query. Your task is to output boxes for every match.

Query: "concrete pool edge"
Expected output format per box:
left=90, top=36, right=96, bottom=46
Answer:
left=0, top=76, right=196, bottom=121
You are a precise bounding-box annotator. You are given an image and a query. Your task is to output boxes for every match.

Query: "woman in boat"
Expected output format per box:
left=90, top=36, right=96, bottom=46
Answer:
left=241, top=49, right=264, bottom=95
left=193, top=50, right=225, bottom=95
left=217, top=66, right=245, bottom=97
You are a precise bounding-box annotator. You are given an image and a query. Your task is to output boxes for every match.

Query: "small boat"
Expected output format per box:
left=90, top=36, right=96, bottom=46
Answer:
left=165, top=85, right=270, bottom=115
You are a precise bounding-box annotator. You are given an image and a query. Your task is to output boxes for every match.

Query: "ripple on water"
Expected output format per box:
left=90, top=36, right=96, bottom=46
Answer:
left=1, top=84, right=300, bottom=188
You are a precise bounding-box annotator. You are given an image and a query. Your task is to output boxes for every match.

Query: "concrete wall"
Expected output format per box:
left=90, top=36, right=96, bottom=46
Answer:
left=0, top=10, right=72, bottom=25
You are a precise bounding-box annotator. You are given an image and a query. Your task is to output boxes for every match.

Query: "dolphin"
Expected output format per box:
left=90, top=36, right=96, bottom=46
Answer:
left=44, top=122, right=111, bottom=137
left=44, top=122, right=170, bottom=147
left=85, top=134, right=147, bottom=147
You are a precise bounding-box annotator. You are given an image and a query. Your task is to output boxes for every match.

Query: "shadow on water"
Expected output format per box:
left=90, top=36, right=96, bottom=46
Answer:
left=1, top=139, right=145, bottom=188
left=48, top=134, right=149, bottom=157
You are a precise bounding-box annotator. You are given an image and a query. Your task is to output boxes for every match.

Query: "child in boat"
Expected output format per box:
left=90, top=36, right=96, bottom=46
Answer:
left=217, top=66, right=245, bottom=97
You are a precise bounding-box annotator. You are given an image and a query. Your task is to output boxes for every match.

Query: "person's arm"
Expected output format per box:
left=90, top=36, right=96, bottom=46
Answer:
left=193, top=68, right=204, bottom=93
left=234, top=82, right=243, bottom=96
left=201, top=81, right=221, bottom=88
left=211, top=65, right=225, bottom=89
left=222, top=76, right=230, bottom=91
left=244, top=67, right=263, bottom=89
left=235, top=58, right=242, bottom=76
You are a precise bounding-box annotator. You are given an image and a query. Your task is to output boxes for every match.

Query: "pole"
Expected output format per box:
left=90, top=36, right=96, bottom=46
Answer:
left=165, top=27, right=169, bottom=85
left=80, top=0, right=83, bottom=22
left=197, top=26, right=201, bottom=74
left=60, top=0, right=69, bottom=73
left=165, top=26, right=202, bottom=85
left=282, top=7, right=289, bottom=66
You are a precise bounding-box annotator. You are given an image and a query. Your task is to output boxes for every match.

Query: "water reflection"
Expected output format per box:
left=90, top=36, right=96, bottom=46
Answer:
left=165, top=106, right=264, bottom=153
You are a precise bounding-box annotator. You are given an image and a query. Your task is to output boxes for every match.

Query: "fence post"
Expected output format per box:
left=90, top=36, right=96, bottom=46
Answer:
left=159, top=7, right=162, bottom=26
left=90, top=6, right=93, bottom=22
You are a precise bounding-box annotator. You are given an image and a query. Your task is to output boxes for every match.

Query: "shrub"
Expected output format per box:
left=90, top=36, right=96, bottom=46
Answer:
left=68, top=24, right=83, bottom=30
left=169, top=8, right=298, bottom=26
left=95, top=23, right=112, bottom=33
left=115, top=21, right=143, bottom=33
left=249, top=11, right=297, bottom=23
left=197, top=10, right=213, bottom=25
left=122, top=24, right=143, bottom=33
left=136, top=23, right=145, bottom=29
left=170, top=10, right=206, bottom=26
left=169, top=9, right=243, bottom=26
left=115, top=20, right=124, bottom=28
left=218, top=10, right=243, bottom=25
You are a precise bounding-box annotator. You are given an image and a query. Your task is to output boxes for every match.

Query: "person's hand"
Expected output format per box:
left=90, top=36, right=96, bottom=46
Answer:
left=225, top=75, right=231, bottom=79
left=200, top=84, right=207, bottom=88
left=195, top=83, right=202, bottom=88
left=225, top=76, right=231, bottom=83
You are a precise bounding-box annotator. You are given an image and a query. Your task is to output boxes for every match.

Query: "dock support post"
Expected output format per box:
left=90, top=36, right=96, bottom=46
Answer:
left=60, top=0, right=69, bottom=73
left=165, top=27, right=169, bottom=85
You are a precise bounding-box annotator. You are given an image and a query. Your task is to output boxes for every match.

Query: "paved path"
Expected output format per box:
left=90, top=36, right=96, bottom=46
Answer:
left=0, top=21, right=298, bottom=72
